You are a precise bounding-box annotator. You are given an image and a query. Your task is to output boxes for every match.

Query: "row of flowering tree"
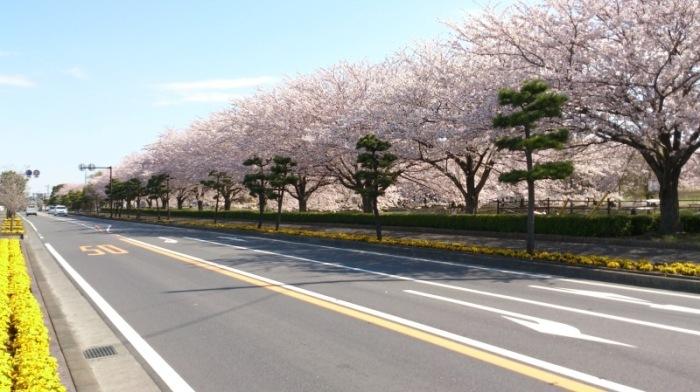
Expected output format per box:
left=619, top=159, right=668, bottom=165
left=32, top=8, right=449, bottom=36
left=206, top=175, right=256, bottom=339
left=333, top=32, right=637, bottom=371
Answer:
left=97, top=0, right=699, bottom=236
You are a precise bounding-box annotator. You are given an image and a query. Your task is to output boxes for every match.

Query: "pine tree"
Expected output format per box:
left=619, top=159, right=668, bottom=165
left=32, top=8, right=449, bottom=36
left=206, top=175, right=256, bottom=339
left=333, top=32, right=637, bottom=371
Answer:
left=356, top=134, right=401, bottom=240
left=493, top=80, right=573, bottom=253
left=201, top=171, right=226, bottom=224
left=269, top=156, right=299, bottom=231
left=146, top=173, right=169, bottom=221
left=243, top=156, right=273, bottom=228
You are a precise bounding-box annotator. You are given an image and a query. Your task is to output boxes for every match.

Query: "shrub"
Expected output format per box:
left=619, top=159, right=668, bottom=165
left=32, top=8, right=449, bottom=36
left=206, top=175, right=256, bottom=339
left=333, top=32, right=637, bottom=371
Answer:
left=0, top=240, right=12, bottom=391
left=1, top=218, right=24, bottom=236
left=681, top=214, right=700, bottom=233
left=5, top=240, right=65, bottom=392
left=104, top=208, right=688, bottom=237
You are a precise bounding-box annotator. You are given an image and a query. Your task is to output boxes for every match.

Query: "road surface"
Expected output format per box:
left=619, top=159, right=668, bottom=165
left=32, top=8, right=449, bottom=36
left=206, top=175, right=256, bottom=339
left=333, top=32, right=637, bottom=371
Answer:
left=22, top=213, right=700, bottom=391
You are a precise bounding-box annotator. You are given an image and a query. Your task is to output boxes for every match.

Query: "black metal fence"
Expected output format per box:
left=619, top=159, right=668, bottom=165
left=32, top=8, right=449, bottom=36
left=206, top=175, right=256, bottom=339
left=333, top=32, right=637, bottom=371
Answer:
left=477, top=198, right=700, bottom=215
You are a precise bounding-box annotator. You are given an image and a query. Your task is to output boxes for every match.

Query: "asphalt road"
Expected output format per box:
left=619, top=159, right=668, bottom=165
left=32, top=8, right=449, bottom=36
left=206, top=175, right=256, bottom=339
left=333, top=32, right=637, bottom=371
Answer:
left=22, top=213, right=700, bottom=392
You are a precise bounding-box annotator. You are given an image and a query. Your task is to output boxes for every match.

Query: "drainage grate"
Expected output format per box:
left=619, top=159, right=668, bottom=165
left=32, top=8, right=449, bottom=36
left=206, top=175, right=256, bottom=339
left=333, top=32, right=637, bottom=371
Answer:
left=83, top=345, right=117, bottom=359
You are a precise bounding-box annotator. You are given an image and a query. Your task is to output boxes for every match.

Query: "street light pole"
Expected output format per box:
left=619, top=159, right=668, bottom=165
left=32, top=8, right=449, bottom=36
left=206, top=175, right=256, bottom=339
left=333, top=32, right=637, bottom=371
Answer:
left=109, top=166, right=113, bottom=219
left=79, top=163, right=113, bottom=218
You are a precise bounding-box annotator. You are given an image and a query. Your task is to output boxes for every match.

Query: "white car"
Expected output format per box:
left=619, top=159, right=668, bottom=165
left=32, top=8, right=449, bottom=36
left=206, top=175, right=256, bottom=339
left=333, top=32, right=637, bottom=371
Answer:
left=54, top=205, right=68, bottom=216
left=47, top=205, right=56, bottom=214
left=26, top=205, right=38, bottom=216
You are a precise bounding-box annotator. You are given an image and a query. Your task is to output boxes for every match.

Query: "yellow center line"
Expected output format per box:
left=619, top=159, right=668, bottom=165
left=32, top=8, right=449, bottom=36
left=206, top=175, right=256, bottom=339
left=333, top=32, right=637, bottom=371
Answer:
left=119, top=236, right=603, bottom=392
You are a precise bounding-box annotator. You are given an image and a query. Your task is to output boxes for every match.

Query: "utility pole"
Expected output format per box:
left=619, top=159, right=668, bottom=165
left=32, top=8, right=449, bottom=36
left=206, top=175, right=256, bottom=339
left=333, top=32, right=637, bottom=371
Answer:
left=79, top=163, right=113, bottom=218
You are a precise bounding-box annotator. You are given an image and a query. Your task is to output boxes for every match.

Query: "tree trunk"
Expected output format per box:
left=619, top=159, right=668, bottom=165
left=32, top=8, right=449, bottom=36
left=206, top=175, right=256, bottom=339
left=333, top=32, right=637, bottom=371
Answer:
left=372, top=198, right=382, bottom=241
left=146, top=199, right=153, bottom=208
left=463, top=192, right=479, bottom=215
left=464, top=157, right=478, bottom=214
left=155, top=199, right=160, bottom=221
left=136, top=196, right=141, bottom=219
left=525, top=149, right=535, bottom=254
left=657, top=168, right=681, bottom=234
left=213, top=192, right=220, bottom=224
left=361, top=194, right=372, bottom=213
left=275, top=193, right=283, bottom=231
left=176, top=197, right=185, bottom=210
left=298, top=197, right=308, bottom=213
left=257, top=196, right=265, bottom=229
left=294, top=180, right=309, bottom=212
left=197, top=200, right=203, bottom=211
left=223, top=195, right=232, bottom=211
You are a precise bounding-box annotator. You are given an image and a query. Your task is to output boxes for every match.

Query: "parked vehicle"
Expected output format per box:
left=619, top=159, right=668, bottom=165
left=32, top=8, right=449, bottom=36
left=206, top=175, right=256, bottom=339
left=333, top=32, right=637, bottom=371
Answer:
left=54, top=205, right=68, bottom=216
left=26, top=205, right=38, bottom=216
left=47, top=205, right=56, bottom=215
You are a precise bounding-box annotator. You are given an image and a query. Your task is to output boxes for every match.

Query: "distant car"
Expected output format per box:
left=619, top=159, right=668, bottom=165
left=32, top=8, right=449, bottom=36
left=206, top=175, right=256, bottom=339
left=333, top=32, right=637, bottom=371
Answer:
left=54, top=205, right=68, bottom=216
left=47, top=205, right=56, bottom=215
left=26, top=205, right=38, bottom=216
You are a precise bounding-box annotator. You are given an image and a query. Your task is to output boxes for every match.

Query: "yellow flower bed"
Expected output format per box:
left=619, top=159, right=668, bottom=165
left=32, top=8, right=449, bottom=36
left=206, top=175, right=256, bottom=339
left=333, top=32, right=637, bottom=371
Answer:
left=0, top=239, right=65, bottom=391
left=0, top=240, right=12, bottom=392
left=0, top=219, right=23, bottom=236
left=166, top=219, right=700, bottom=278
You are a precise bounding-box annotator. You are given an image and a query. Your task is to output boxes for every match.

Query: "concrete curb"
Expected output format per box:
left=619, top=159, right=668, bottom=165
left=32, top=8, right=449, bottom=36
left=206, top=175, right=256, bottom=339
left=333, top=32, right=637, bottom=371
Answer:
left=22, top=222, right=162, bottom=391
left=80, top=214, right=700, bottom=294
left=22, top=237, right=78, bottom=392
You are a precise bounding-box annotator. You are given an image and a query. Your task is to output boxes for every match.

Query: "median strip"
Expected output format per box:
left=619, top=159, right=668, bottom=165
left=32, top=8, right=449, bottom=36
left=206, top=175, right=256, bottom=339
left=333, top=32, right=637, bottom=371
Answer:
left=119, top=235, right=642, bottom=392
left=94, top=215, right=700, bottom=278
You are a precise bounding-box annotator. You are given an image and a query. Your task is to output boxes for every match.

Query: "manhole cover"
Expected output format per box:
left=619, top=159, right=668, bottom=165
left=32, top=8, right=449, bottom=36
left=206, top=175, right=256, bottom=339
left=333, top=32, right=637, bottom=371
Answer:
left=83, top=345, right=117, bottom=359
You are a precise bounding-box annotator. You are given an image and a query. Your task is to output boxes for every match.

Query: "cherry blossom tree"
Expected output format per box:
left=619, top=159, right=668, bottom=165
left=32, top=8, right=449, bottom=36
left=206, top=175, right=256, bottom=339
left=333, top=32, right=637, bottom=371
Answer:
left=384, top=43, right=519, bottom=213
left=0, top=171, right=28, bottom=222
left=453, top=0, right=700, bottom=233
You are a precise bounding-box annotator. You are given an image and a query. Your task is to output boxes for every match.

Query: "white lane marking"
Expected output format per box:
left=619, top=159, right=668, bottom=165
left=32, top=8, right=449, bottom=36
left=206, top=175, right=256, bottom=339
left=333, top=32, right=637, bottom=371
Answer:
left=224, top=234, right=553, bottom=279
left=530, top=285, right=700, bottom=315
left=55, top=217, right=98, bottom=231
left=19, top=215, right=43, bottom=239
left=44, top=243, right=195, bottom=392
left=122, top=236, right=642, bottom=392
left=158, top=237, right=178, bottom=244
left=560, top=279, right=700, bottom=301
left=184, top=236, right=700, bottom=337
left=106, top=224, right=112, bottom=233
left=405, top=290, right=633, bottom=347
left=217, top=236, right=246, bottom=242
left=208, top=228, right=700, bottom=301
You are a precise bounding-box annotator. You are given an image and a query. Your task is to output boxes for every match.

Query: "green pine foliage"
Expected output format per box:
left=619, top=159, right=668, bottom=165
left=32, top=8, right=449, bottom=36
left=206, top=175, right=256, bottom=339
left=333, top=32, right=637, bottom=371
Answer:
left=493, top=80, right=574, bottom=252
left=355, top=134, right=401, bottom=240
left=269, top=156, right=299, bottom=230
left=242, top=156, right=275, bottom=228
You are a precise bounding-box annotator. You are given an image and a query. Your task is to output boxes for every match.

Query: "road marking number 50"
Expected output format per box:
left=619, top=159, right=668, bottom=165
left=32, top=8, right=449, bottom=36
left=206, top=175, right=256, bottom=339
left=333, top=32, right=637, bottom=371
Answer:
left=80, top=244, right=129, bottom=256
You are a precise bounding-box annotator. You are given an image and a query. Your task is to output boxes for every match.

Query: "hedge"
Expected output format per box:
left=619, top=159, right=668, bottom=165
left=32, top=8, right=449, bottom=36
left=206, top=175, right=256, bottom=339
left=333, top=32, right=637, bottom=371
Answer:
left=0, top=239, right=65, bottom=392
left=0, top=219, right=23, bottom=236
left=0, top=241, right=11, bottom=392
left=103, top=208, right=689, bottom=237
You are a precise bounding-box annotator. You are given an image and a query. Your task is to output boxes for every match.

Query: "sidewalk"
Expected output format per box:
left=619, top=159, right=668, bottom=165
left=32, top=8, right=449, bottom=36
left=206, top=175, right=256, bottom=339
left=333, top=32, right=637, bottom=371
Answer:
left=95, top=213, right=700, bottom=263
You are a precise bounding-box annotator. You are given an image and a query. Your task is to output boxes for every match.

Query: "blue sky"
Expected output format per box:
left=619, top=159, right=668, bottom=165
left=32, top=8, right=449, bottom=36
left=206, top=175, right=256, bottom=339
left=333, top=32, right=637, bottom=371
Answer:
left=1, top=0, right=477, bottom=193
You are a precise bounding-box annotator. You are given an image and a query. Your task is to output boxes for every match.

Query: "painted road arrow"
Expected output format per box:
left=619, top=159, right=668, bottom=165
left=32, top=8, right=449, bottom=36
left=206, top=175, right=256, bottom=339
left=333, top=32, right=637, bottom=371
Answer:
left=405, top=289, right=633, bottom=347
left=530, top=285, right=700, bottom=315
left=158, top=237, right=178, bottom=244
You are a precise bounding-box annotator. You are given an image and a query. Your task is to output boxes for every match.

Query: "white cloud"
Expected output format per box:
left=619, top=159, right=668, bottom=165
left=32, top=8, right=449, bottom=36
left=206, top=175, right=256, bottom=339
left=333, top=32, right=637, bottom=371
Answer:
left=153, top=92, right=242, bottom=107
left=64, top=66, right=88, bottom=80
left=0, top=74, right=36, bottom=87
left=158, top=76, right=276, bottom=92
left=154, top=75, right=274, bottom=106
left=183, top=92, right=242, bottom=102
